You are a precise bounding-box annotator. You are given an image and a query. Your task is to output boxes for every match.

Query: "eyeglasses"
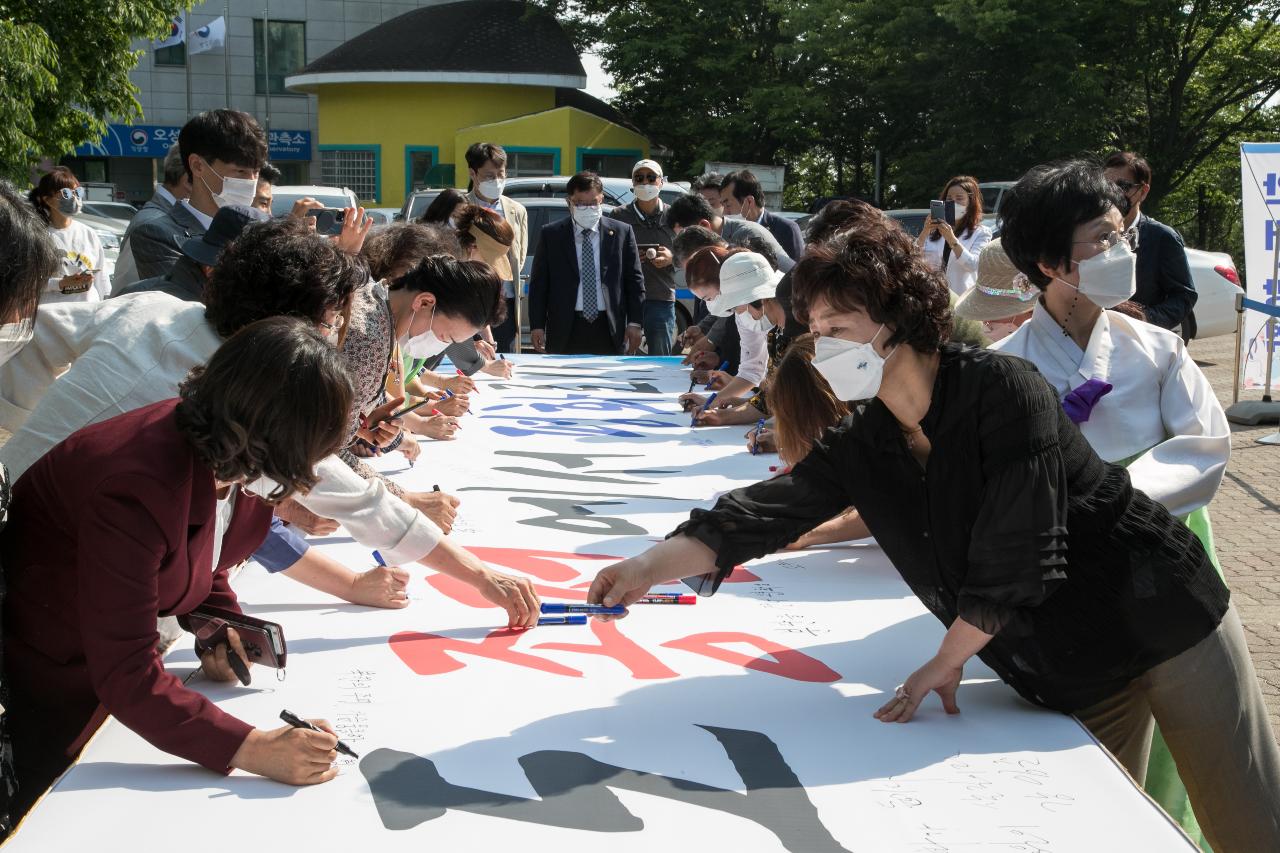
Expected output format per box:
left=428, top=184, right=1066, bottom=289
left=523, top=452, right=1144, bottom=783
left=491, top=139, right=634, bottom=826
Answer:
left=1113, top=179, right=1143, bottom=193
left=58, top=187, right=86, bottom=201
left=633, top=173, right=660, bottom=184
left=319, top=314, right=346, bottom=334
left=1072, top=229, right=1138, bottom=254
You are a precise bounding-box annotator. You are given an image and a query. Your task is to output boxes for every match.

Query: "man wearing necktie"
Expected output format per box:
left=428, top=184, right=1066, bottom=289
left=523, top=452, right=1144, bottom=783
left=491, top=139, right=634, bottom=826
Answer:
left=528, top=171, right=645, bottom=355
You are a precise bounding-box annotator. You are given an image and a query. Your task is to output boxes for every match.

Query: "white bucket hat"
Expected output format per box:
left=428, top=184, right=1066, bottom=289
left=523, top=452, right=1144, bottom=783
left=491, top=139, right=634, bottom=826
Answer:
left=707, top=251, right=784, bottom=317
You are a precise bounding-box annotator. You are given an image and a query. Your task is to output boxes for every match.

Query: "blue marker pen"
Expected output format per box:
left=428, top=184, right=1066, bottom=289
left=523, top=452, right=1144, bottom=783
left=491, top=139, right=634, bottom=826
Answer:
left=538, top=615, right=588, bottom=626
left=708, top=360, right=729, bottom=389
left=372, top=550, right=387, bottom=567
left=751, top=418, right=765, bottom=455
left=540, top=603, right=626, bottom=616
left=691, top=391, right=718, bottom=427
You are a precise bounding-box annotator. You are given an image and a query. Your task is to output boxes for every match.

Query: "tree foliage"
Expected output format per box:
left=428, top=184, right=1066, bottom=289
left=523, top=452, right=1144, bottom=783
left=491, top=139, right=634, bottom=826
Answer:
left=536, top=0, right=1280, bottom=252
left=0, top=1, right=187, bottom=180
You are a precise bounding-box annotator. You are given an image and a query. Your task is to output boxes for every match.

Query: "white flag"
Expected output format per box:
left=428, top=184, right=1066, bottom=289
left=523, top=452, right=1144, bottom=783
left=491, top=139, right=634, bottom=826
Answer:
left=152, top=12, right=186, bottom=50
left=189, top=17, right=227, bottom=55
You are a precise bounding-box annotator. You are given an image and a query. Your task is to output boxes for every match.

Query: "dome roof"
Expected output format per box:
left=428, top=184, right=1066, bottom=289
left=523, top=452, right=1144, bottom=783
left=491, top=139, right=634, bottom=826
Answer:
left=289, top=0, right=587, bottom=90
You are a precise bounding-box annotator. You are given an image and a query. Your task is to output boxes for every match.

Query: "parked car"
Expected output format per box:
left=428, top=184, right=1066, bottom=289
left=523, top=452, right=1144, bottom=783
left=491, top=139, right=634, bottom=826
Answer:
left=269, top=185, right=358, bottom=219
left=366, top=207, right=399, bottom=225
left=78, top=212, right=125, bottom=285
left=82, top=201, right=138, bottom=223
left=978, top=181, right=1015, bottom=217
left=1184, top=249, right=1240, bottom=340
left=399, top=176, right=689, bottom=222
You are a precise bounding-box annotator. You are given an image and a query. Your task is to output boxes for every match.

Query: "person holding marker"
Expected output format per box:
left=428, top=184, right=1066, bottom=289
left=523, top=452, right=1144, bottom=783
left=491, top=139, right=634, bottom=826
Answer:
left=586, top=209, right=1280, bottom=852
left=679, top=249, right=782, bottom=427
left=1, top=319, right=351, bottom=821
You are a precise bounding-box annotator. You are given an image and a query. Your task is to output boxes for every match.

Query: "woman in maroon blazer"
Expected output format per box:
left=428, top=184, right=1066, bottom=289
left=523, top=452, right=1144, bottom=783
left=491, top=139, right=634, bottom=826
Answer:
left=1, top=316, right=354, bottom=820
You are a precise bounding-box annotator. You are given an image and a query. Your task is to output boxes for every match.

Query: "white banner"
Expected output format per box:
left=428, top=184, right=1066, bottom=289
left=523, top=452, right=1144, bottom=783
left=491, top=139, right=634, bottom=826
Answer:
left=188, top=17, right=226, bottom=55
left=1239, top=142, right=1280, bottom=389
left=151, top=13, right=185, bottom=50
left=8, top=356, right=1194, bottom=852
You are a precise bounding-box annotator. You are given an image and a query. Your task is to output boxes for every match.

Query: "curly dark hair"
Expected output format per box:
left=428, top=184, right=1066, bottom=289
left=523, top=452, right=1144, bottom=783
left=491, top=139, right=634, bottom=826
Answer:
left=388, top=254, right=506, bottom=329
left=998, top=158, right=1126, bottom=290
left=792, top=215, right=952, bottom=354
left=1, top=180, right=58, bottom=330
left=805, top=198, right=882, bottom=246
left=362, top=222, right=461, bottom=280
left=204, top=218, right=367, bottom=338
left=175, top=317, right=353, bottom=502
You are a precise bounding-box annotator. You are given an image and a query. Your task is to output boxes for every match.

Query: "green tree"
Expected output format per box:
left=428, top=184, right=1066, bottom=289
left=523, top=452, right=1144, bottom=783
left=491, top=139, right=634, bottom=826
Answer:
left=1112, top=0, right=1280, bottom=212
left=0, top=1, right=186, bottom=180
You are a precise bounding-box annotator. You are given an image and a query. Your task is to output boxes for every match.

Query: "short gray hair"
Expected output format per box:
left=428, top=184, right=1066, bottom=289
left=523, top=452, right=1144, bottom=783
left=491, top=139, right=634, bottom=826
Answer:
left=162, top=144, right=186, bottom=187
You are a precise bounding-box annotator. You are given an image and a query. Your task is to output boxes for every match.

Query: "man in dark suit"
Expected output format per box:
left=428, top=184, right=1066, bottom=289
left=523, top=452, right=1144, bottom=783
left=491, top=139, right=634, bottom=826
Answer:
left=112, top=144, right=192, bottom=289
left=1104, top=151, right=1197, bottom=332
left=528, top=171, right=645, bottom=355
left=721, top=169, right=804, bottom=262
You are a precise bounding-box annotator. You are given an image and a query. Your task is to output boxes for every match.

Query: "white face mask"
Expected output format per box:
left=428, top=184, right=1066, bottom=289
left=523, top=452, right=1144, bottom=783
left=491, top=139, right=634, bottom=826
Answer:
left=1058, top=239, right=1137, bottom=309
left=0, top=323, right=33, bottom=368
left=633, top=184, right=661, bottom=203
left=477, top=178, right=505, bottom=200
left=400, top=302, right=451, bottom=359
left=811, top=325, right=897, bottom=401
left=198, top=158, right=257, bottom=209
left=736, top=307, right=774, bottom=334
left=572, top=203, right=602, bottom=231
left=952, top=203, right=967, bottom=221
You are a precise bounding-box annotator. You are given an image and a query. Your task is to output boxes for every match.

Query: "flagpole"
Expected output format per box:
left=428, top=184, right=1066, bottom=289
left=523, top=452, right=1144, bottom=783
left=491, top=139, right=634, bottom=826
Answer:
left=184, top=13, right=192, bottom=119
left=263, top=5, right=272, bottom=138
left=224, top=3, right=231, bottom=108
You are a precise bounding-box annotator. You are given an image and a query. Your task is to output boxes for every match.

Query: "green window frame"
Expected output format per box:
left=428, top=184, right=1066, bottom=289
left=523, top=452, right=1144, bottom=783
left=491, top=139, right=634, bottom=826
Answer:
left=504, top=146, right=561, bottom=178
left=575, top=147, right=643, bottom=178
left=319, top=144, right=381, bottom=204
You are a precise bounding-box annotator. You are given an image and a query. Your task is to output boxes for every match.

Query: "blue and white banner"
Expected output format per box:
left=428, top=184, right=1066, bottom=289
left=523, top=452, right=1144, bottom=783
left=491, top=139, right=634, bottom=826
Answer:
left=76, top=125, right=313, bottom=162
left=1239, top=142, right=1280, bottom=389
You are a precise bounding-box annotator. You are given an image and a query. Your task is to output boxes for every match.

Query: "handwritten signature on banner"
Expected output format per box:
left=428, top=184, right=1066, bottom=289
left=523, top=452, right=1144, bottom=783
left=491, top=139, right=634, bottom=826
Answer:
left=386, top=547, right=840, bottom=684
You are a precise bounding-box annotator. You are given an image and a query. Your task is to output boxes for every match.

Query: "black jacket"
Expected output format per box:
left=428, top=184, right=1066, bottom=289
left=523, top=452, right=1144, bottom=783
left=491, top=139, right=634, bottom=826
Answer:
left=1133, top=213, right=1197, bottom=331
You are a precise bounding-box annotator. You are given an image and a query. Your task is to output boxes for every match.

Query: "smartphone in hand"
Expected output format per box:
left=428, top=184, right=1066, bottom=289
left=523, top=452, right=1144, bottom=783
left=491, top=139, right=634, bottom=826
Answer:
left=305, top=207, right=347, bottom=236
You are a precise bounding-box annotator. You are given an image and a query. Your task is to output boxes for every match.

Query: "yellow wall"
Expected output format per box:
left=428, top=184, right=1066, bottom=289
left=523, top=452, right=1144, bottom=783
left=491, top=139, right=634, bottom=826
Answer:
left=316, top=83, right=555, bottom=206
left=315, top=80, right=651, bottom=206
left=456, top=107, right=649, bottom=185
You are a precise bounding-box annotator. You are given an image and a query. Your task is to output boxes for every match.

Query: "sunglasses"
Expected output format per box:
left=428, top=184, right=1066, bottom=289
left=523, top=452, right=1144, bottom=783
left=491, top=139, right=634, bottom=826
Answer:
left=58, top=187, right=86, bottom=201
left=633, top=173, right=661, bottom=184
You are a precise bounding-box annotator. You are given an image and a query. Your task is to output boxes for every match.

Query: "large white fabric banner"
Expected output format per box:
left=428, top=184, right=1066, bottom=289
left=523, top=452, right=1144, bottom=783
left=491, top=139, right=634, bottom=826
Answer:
left=9, top=356, right=1193, bottom=851
left=1240, top=142, right=1280, bottom=389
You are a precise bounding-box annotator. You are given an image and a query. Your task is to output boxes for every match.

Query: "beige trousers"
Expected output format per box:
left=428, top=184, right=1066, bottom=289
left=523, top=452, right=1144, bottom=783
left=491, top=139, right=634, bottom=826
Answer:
left=1074, top=605, right=1280, bottom=853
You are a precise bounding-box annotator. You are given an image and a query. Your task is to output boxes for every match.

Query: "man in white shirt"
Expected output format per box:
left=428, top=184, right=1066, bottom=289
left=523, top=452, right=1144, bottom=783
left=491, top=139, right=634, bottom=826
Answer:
left=0, top=221, right=541, bottom=627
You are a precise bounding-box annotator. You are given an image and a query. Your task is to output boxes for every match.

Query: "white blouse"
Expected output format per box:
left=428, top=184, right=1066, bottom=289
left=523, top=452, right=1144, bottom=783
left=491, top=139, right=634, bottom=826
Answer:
left=733, top=310, right=769, bottom=386
left=991, top=303, right=1229, bottom=517
left=920, top=224, right=993, bottom=295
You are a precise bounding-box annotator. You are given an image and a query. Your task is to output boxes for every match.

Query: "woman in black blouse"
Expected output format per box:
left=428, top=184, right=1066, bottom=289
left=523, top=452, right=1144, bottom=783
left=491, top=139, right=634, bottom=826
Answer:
left=588, top=213, right=1279, bottom=851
